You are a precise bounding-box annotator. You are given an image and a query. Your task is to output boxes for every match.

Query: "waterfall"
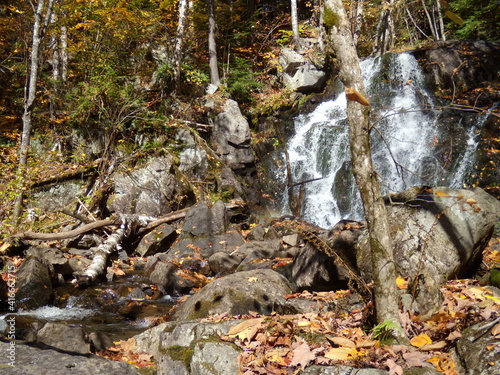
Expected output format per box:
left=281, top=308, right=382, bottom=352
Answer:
left=280, top=52, right=469, bottom=228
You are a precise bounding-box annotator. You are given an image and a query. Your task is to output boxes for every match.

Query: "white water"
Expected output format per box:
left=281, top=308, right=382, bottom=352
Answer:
left=281, top=53, right=445, bottom=228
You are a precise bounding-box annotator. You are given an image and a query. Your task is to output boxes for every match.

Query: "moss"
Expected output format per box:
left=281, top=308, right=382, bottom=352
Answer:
left=166, top=345, right=194, bottom=370
left=323, top=7, right=339, bottom=29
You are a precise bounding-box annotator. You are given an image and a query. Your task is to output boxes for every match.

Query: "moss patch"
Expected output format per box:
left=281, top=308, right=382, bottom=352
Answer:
left=323, top=7, right=339, bottom=29
left=166, top=345, right=194, bottom=370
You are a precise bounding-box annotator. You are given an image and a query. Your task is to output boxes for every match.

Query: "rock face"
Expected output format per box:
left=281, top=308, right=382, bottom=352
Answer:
left=455, top=318, right=500, bottom=375
left=412, top=40, right=500, bottom=97
left=278, top=47, right=327, bottom=93
left=15, top=254, right=54, bottom=310
left=357, top=186, right=499, bottom=318
left=171, top=269, right=293, bottom=321
left=0, top=340, right=140, bottom=375
left=107, top=156, right=195, bottom=217
left=211, top=99, right=255, bottom=172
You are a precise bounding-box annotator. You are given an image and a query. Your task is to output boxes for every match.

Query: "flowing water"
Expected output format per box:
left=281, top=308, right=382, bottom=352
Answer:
left=280, top=52, right=485, bottom=228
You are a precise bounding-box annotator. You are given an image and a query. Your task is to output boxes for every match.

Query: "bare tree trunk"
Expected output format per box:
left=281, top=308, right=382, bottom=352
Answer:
left=325, top=0, right=407, bottom=342
left=421, top=0, right=438, bottom=40
left=372, top=0, right=396, bottom=56
left=291, top=0, right=301, bottom=50
left=208, top=0, right=220, bottom=86
left=13, top=0, right=54, bottom=224
left=435, top=0, right=446, bottom=41
left=349, top=0, right=364, bottom=46
left=173, top=0, right=189, bottom=90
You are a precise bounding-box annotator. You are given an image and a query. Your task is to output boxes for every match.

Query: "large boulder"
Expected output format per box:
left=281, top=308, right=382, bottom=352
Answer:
left=134, top=319, right=243, bottom=375
left=107, top=156, right=195, bottom=217
left=0, top=340, right=140, bottom=375
left=211, top=99, right=255, bottom=172
left=278, top=48, right=327, bottom=93
left=34, top=322, right=88, bottom=354
left=291, top=186, right=499, bottom=318
left=357, top=186, right=499, bottom=318
left=171, top=269, right=293, bottom=321
left=16, top=254, right=54, bottom=310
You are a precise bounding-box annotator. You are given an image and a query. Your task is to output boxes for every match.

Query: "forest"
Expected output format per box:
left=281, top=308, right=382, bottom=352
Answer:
left=1, top=0, right=499, bottom=231
left=1, top=1, right=500, bottom=374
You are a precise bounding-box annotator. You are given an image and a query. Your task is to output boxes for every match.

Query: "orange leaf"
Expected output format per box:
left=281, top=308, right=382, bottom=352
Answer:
left=410, top=333, right=432, bottom=348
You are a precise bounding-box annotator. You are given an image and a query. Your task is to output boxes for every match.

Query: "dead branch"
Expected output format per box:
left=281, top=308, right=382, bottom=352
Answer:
left=15, top=217, right=120, bottom=240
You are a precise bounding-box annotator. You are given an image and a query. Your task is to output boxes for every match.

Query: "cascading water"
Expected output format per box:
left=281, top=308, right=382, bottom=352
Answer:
left=280, top=52, right=474, bottom=228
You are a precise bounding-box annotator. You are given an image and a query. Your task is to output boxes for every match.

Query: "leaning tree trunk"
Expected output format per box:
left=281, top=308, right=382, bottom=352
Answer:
left=325, top=0, right=407, bottom=342
left=13, top=0, right=54, bottom=224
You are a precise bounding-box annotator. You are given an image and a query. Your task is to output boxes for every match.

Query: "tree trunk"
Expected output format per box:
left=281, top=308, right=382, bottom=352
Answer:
left=13, top=0, right=54, bottom=224
left=349, top=0, right=364, bottom=46
left=173, top=0, right=189, bottom=90
left=291, top=0, right=301, bottom=49
left=208, top=0, right=220, bottom=86
left=372, top=0, right=396, bottom=55
left=325, top=0, right=407, bottom=341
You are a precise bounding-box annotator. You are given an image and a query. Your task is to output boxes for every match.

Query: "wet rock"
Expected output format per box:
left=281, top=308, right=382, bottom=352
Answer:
left=0, top=340, right=140, bottom=375
left=35, top=322, right=88, bottom=354
left=16, top=255, right=54, bottom=310
left=211, top=99, right=255, bottom=172
left=456, top=318, right=500, bottom=375
left=107, top=156, right=194, bottom=216
left=171, top=269, right=292, bottom=321
left=135, top=223, right=178, bottom=257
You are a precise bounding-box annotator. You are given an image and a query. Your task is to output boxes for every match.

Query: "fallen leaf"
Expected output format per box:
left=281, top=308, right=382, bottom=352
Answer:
left=492, top=322, right=500, bottom=336
left=410, top=333, right=432, bottom=348
left=420, top=341, right=447, bottom=351
left=227, top=318, right=264, bottom=337
left=248, top=277, right=258, bottom=282
left=324, top=347, right=358, bottom=360
left=386, top=358, right=403, bottom=375
left=403, top=351, right=433, bottom=367
left=435, top=191, right=451, bottom=197
left=396, top=276, right=408, bottom=289
left=290, top=342, right=316, bottom=368
left=325, top=336, right=356, bottom=348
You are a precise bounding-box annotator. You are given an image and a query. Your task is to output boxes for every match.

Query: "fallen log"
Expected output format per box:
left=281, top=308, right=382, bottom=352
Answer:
left=15, top=218, right=120, bottom=240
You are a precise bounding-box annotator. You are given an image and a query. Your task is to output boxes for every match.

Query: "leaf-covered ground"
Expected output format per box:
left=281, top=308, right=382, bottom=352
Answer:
left=100, top=238, right=500, bottom=374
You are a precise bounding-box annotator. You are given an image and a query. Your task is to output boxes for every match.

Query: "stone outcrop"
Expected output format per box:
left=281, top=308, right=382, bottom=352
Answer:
left=278, top=47, right=327, bottom=93
left=107, top=155, right=195, bottom=217
left=211, top=99, right=255, bottom=173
